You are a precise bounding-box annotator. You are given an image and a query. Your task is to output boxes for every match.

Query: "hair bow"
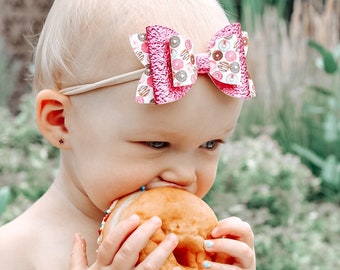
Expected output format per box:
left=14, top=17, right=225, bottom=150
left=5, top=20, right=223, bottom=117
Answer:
left=130, top=23, right=255, bottom=104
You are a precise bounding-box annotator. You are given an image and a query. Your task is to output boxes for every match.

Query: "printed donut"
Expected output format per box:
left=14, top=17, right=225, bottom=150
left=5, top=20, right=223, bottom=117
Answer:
left=212, top=50, right=223, bottom=61
left=98, top=187, right=229, bottom=269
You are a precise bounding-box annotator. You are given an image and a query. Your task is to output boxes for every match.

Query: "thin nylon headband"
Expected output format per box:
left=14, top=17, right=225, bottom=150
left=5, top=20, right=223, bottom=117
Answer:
left=59, top=69, right=144, bottom=96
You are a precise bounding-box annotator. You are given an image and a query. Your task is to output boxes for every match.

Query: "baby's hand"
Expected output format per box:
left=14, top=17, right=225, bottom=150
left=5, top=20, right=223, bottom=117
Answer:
left=203, top=217, right=256, bottom=270
left=69, top=215, right=179, bottom=270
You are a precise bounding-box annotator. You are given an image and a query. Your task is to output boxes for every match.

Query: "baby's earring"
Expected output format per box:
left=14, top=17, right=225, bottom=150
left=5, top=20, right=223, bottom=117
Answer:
left=140, top=186, right=146, bottom=191
left=58, top=138, right=64, bottom=145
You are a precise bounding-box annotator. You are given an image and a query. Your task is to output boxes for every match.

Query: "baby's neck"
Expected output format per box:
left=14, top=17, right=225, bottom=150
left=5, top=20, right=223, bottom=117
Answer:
left=43, top=184, right=102, bottom=264
left=50, top=179, right=104, bottom=222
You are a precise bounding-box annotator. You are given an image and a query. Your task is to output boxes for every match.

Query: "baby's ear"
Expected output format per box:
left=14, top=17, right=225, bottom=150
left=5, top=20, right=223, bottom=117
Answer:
left=36, top=89, right=71, bottom=149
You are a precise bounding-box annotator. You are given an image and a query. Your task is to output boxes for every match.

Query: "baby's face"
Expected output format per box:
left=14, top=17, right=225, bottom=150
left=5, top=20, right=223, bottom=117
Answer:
left=64, top=76, right=243, bottom=211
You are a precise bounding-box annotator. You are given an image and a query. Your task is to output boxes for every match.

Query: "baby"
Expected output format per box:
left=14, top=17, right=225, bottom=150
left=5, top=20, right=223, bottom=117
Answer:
left=0, top=0, right=256, bottom=269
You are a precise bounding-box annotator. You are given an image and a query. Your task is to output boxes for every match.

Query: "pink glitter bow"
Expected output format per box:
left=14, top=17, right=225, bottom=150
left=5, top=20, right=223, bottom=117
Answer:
left=130, top=23, right=255, bottom=104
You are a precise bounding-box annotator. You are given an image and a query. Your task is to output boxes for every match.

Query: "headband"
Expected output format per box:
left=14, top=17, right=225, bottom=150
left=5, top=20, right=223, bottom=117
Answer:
left=60, top=23, right=255, bottom=104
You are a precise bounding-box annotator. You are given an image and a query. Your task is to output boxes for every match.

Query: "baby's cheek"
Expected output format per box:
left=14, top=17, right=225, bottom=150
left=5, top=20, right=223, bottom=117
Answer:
left=196, top=165, right=217, bottom=197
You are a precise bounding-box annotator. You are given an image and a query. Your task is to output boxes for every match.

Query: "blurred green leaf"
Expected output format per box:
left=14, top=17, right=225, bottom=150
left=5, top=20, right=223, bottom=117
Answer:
left=218, top=0, right=239, bottom=22
left=321, top=155, right=340, bottom=186
left=323, top=113, right=338, bottom=142
left=291, top=144, right=324, bottom=168
left=0, top=186, right=11, bottom=216
left=309, top=85, right=333, bottom=96
left=308, top=40, right=338, bottom=74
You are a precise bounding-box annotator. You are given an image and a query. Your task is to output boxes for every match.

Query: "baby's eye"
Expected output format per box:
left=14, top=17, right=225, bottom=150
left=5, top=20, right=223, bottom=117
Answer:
left=144, top=141, right=169, bottom=149
left=200, top=140, right=224, bottom=150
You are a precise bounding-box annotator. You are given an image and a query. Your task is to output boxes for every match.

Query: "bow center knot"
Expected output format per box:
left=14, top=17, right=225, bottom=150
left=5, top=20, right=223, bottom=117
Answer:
left=195, top=53, right=210, bottom=74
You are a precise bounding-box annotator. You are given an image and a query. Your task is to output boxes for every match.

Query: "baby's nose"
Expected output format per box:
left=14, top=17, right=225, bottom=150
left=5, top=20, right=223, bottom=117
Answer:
left=159, top=154, right=197, bottom=188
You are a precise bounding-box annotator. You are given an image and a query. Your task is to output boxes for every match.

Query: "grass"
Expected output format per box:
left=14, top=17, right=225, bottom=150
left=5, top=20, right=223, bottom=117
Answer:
left=206, top=136, right=340, bottom=270
left=234, top=1, right=340, bottom=203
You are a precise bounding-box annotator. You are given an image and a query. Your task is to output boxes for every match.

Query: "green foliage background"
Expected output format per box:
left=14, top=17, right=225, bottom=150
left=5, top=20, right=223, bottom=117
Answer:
left=1, top=0, right=339, bottom=269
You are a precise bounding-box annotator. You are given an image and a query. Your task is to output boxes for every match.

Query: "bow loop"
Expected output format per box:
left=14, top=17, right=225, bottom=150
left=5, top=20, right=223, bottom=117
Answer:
left=208, top=35, right=242, bottom=86
left=169, top=35, right=197, bottom=87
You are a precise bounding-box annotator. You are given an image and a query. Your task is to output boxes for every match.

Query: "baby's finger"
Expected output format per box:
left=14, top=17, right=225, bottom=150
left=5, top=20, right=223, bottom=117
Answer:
left=69, top=233, right=88, bottom=270
left=111, top=216, right=163, bottom=268
left=202, top=260, right=242, bottom=270
left=211, top=217, right=254, bottom=248
left=136, top=233, right=179, bottom=270
left=204, top=238, right=255, bottom=269
left=97, top=214, right=141, bottom=265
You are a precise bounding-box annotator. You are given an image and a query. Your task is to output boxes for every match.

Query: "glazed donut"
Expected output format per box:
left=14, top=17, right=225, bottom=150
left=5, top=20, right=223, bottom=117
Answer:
left=97, top=187, right=227, bottom=269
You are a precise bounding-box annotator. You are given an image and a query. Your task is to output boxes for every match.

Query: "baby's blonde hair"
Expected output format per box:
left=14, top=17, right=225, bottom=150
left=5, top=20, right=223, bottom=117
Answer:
left=33, top=0, right=229, bottom=94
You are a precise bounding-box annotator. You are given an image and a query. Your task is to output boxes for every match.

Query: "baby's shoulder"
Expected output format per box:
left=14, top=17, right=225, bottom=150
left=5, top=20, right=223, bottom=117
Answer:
left=0, top=218, right=37, bottom=269
left=0, top=209, right=73, bottom=270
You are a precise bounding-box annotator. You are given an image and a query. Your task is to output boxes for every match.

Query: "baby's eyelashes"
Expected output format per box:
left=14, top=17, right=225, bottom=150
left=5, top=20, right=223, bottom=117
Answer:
left=200, top=139, right=226, bottom=151
left=141, top=139, right=225, bottom=151
left=143, top=141, right=170, bottom=149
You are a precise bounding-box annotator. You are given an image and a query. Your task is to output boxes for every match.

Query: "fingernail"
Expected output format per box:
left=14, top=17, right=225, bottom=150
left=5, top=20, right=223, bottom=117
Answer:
left=74, top=233, right=84, bottom=245
left=150, top=216, right=162, bottom=225
left=129, top=214, right=140, bottom=222
left=74, top=233, right=82, bottom=242
left=204, top=240, right=214, bottom=248
left=211, top=227, right=218, bottom=236
left=203, top=261, right=211, bottom=269
left=166, top=233, right=178, bottom=244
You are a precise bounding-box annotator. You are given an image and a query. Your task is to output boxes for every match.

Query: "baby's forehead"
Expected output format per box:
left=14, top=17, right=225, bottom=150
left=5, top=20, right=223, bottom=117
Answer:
left=69, top=12, right=229, bottom=87
left=87, top=0, right=229, bottom=51
left=33, top=0, right=230, bottom=93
